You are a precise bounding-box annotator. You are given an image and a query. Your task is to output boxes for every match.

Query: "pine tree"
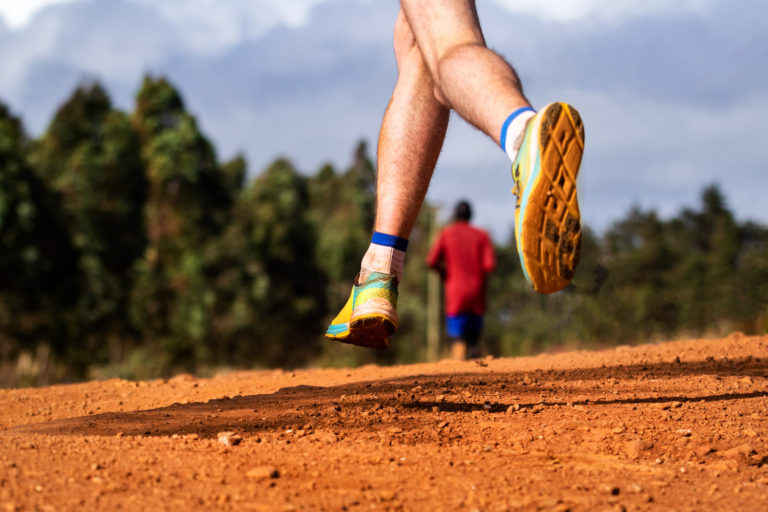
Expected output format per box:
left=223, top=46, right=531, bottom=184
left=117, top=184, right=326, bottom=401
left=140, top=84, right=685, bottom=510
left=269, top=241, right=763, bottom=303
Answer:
left=129, top=76, right=233, bottom=371
left=0, top=103, right=76, bottom=367
left=307, top=141, right=375, bottom=306
left=33, top=81, right=146, bottom=371
left=211, top=158, right=326, bottom=367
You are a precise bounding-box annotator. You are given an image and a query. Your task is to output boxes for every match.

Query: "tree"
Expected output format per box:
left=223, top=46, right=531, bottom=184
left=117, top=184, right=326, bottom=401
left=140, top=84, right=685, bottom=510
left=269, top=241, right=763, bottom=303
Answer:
left=306, top=142, right=381, bottom=366
left=210, top=158, right=326, bottom=367
left=129, top=76, right=234, bottom=372
left=307, top=141, right=375, bottom=306
left=0, top=103, right=76, bottom=370
left=33, top=81, right=146, bottom=371
left=600, top=207, right=679, bottom=340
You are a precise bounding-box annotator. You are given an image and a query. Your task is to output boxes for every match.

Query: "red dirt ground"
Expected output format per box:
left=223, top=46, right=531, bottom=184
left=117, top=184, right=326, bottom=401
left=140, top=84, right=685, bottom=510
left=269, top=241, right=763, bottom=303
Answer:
left=2, top=334, right=768, bottom=511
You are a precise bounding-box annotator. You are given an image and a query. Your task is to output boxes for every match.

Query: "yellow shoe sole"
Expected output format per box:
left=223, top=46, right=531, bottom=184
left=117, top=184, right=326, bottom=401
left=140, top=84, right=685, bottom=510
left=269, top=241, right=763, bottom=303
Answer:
left=517, top=102, right=584, bottom=294
left=346, top=315, right=395, bottom=350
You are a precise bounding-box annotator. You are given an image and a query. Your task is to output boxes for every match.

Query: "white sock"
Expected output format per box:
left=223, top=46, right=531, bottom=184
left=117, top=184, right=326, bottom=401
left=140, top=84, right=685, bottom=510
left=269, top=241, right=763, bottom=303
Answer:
left=361, top=243, right=405, bottom=282
left=502, top=108, right=536, bottom=163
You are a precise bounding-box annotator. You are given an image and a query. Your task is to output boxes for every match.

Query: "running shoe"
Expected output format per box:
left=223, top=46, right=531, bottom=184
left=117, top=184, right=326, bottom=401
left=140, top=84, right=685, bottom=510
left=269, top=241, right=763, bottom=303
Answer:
left=325, top=272, right=398, bottom=349
left=512, top=102, right=584, bottom=294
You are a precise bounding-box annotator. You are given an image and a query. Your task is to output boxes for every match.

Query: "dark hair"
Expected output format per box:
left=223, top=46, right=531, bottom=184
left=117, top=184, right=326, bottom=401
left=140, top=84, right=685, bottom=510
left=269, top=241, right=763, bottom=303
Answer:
left=454, top=200, right=472, bottom=221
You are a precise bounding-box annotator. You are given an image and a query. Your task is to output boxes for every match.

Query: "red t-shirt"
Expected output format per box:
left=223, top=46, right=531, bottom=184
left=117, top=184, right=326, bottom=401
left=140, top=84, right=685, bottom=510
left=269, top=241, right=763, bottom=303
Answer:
left=426, top=221, right=496, bottom=315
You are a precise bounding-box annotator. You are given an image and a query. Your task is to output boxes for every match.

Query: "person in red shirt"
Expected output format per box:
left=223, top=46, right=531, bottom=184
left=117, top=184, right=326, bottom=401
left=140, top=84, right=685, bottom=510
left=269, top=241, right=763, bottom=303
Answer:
left=427, top=201, right=496, bottom=359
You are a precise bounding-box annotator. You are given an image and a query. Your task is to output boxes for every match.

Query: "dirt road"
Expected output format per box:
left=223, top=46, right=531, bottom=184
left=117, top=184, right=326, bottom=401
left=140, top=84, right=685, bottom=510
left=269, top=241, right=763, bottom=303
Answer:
left=2, top=334, right=768, bottom=511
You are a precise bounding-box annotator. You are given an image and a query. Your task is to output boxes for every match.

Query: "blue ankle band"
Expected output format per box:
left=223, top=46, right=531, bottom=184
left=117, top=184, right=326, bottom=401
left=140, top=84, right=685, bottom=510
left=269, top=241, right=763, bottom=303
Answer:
left=500, top=106, right=535, bottom=149
left=372, top=232, right=409, bottom=251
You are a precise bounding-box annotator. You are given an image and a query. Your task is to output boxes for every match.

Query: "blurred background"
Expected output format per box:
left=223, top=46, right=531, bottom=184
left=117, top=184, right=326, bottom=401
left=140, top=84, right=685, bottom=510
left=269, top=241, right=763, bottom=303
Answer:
left=1, top=0, right=767, bottom=386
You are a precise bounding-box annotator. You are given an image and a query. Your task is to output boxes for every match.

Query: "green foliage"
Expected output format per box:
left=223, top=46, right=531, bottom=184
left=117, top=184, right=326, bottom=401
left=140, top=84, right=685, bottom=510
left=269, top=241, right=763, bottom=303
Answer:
left=32, top=81, right=146, bottom=372
left=307, top=142, right=383, bottom=367
left=128, top=76, right=233, bottom=372
left=392, top=206, right=436, bottom=363
left=133, top=76, right=231, bottom=239
left=0, top=103, right=42, bottom=284
left=208, top=158, right=326, bottom=367
left=0, top=102, right=77, bottom=369
left=307, top=141, right=375, bottom=305
left=1, top=75, right=767, bottom=385
left=485, top=185, right=768, bottom=355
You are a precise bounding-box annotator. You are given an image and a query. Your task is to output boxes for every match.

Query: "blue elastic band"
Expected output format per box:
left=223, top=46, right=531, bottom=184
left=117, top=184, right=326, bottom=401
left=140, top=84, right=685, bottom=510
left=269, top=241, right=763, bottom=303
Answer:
left=500, top=106, right=535, bottom=149
left=372, top=232, right=409, bottom=251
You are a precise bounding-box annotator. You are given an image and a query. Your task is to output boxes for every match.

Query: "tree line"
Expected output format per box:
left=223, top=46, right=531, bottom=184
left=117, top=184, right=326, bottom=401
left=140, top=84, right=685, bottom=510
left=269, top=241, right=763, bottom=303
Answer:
left=1, top=77, right=766, bottom=386
left=485, top=186, right=768, bottom=356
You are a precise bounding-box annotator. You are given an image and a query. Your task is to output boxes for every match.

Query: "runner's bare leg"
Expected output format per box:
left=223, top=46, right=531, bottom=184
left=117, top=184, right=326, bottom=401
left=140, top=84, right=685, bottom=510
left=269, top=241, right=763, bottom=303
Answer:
left=327, top=1, right=570, bottom=341
left=329, top=0, right=579, bottom=342
left=400, top=0, right=530, bottom=145
left=374, top=10, right=449, bottom=239
left=325, top=12, right=447, bottom=344
left=377, top=0, right=535, bottom=237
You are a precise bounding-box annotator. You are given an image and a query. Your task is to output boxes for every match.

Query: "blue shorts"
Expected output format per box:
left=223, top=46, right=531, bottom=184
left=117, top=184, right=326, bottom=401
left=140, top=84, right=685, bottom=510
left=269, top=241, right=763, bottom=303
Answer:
left=446, top=313, right=483, bottom=343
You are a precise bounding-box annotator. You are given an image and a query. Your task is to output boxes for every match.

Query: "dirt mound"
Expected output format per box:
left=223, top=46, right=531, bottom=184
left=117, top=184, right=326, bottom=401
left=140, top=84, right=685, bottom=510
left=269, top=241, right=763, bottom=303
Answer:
left=2, top=334, right=768, bottom=511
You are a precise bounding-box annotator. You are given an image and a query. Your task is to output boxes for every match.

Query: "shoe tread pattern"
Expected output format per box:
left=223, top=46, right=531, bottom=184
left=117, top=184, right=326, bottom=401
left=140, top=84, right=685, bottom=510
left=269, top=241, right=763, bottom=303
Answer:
left=523, top=103, right=584, bottom=294
left=343, top=317, right=395, bottom=349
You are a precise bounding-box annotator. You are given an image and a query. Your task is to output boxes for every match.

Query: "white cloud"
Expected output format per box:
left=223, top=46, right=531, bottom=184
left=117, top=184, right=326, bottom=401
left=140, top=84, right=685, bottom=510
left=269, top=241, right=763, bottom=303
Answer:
left=0, top=0, right=718, bottom=35
left=0, top=0, right=327, bottom=37
left=490, top=0, right=716, bottom=24
left=0, top=0, right=371, bottom=52
left=131, top=0, right=330, bottom=54
left=0, top=0, right=766, bottom=240
left=0, top=0, right=78, bottom=28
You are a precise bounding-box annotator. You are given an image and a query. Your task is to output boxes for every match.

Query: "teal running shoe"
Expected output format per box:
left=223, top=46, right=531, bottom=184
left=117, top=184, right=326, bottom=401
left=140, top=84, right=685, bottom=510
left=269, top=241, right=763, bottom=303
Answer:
left=325, top=272, right=398, bottom=349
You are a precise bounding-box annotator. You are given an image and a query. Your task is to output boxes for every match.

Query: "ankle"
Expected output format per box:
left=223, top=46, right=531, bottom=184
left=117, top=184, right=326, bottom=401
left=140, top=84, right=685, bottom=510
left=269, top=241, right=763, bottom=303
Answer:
left=500, top=106, right=535, bottom=162
left=361, top=232, right=408, bottom=281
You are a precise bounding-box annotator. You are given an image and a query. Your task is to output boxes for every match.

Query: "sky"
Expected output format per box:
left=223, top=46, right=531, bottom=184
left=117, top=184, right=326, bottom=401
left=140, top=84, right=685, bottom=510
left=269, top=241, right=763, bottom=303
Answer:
left=0, top=0, right=766, bottom=240
left=0, top=0, right=73, bottom=27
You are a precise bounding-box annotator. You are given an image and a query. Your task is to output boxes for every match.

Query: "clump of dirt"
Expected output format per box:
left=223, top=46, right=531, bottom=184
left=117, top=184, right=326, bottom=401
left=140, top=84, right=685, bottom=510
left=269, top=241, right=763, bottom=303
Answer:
left=2, top=334, right=768, bottom=511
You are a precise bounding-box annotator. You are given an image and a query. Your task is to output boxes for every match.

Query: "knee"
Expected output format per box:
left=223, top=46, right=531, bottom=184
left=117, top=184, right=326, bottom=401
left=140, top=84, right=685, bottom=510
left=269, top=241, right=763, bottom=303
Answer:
left=393, top=11, right=450, bottom=107
left=393, top=13, right=446, bottom=84
left=393, top=10, right=419, bottom=69
left=432, top=85, right=448, bottom=107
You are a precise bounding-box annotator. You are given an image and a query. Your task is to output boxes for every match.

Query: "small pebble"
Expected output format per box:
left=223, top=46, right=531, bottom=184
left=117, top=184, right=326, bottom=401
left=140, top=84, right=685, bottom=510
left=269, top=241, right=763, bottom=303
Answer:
left=217, top=432, right=242, bottom=446
left=246, top=466, right=279, bottom=480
